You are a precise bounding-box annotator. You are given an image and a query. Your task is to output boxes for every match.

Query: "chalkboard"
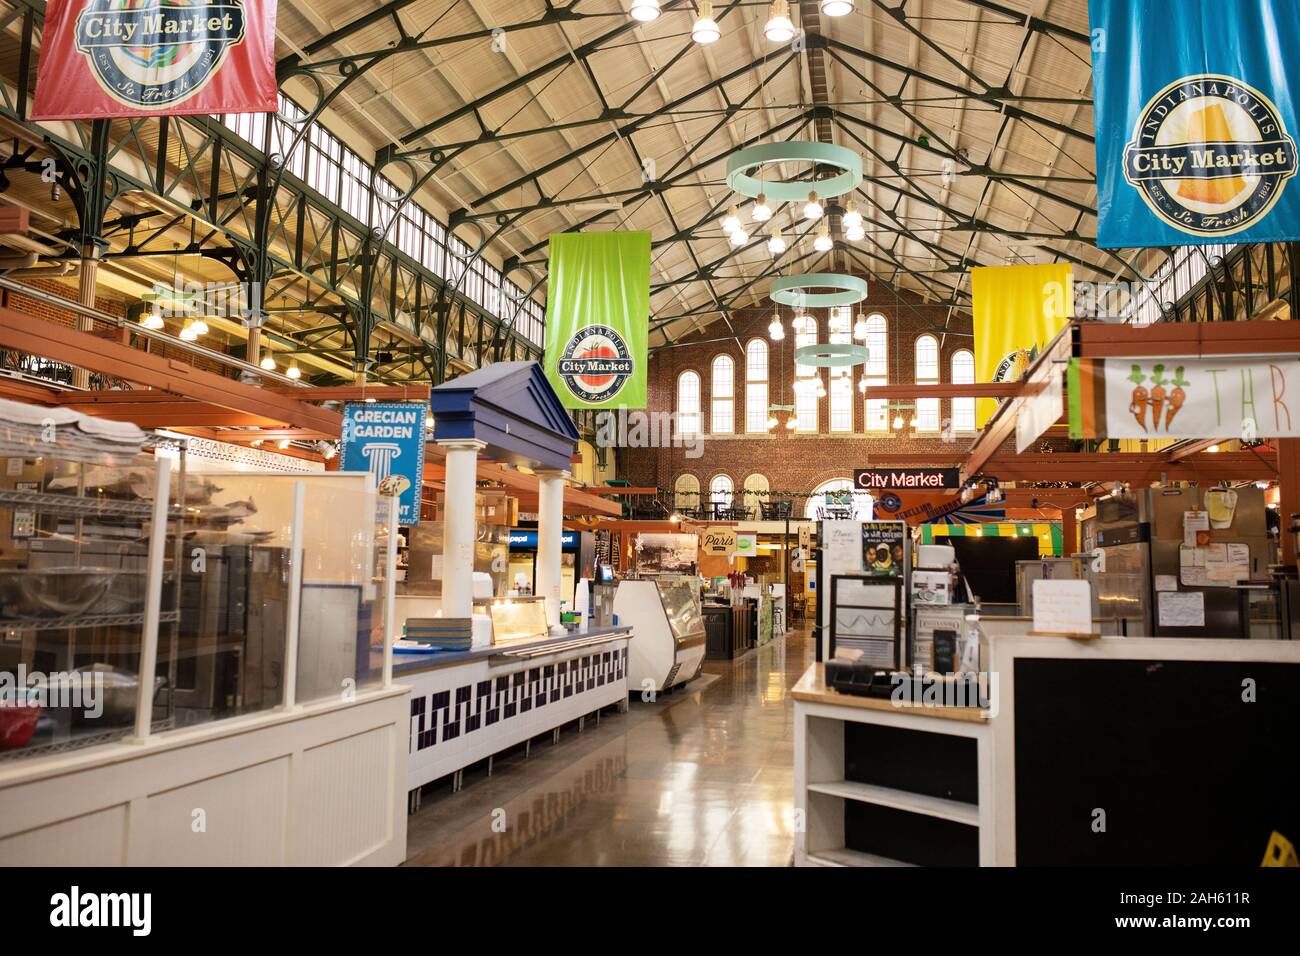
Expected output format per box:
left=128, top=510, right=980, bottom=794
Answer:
left=1014, top=657, right=1300, bottom=865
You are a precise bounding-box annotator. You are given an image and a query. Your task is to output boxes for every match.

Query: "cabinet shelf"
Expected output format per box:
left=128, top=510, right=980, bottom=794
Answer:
left=0, top=487, right=155, bottom=519
left=805, top=847, right=915, bottom=867
left=1, top=610, right=180, bottom=632
left=807, top=780, right=979, bottom=827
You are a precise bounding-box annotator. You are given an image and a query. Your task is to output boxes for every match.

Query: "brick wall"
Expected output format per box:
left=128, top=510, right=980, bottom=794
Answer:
left=623, top=281, right=980, bottom=503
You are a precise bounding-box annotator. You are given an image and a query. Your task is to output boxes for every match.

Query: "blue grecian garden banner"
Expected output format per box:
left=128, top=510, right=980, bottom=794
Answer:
left=1089, top=0, right=1300, bottom=247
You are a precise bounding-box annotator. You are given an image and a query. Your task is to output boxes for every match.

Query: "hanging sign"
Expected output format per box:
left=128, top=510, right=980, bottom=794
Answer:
left=1089, top=0, right=1300, bottom=247
left=700, top=526, right=737, bottom=557
left=734, top=533, right=758, bottom=558
left=340, top=401, right=427, bottom=526
left=1069, top=356, right=1300, bottom=440
left=854, top=467, right=960, bottom=490
left=31, top=0, right=278, bottom=120
left=544, top=231, right=650, bottom=409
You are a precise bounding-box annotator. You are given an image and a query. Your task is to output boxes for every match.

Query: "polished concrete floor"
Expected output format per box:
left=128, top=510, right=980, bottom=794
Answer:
left=404, top=628, right=814, bottom=866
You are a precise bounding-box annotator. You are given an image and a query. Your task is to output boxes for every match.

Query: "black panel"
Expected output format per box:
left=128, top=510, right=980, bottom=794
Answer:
left=947, top=536, right=1039, bottom=604
left=844, top=802, right=978, bottom=866
left=1014, top=657, right=1300, bottom=865
left=845, top=722, right=978, bottom=805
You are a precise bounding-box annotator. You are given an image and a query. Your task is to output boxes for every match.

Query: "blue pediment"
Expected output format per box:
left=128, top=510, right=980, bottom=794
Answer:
left=428, top=361, right=579, bottom=471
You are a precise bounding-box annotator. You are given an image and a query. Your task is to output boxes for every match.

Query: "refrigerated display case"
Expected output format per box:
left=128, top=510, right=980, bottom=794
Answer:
left=614, top=575, right=706, bottom=692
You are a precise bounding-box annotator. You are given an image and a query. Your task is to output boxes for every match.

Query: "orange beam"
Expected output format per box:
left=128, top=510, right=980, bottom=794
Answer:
left=862, top=382, right=1022, bottom=399
left=262, top=384, right=431, bottom=402
left=985, top=451, right=1275, bottom=484
left=0, top=305, right=341, bottom=437
left=1078, top=319, right=1300, bottom=357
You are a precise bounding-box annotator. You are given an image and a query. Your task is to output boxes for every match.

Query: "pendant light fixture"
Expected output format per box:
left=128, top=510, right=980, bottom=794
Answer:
left=853, top=312, right=868, bottom=340
left=803, top=190, right=823, bottom=220
left=764, top=0, right=795, bottom=43
left=785, top=416, right=798, bottom=430
left=260, top=354, right=276, bottom=371
left=767, top=225, right=786, bottom=255
left=815, top=378, right=827, bottom=399
left=845, top=223, right=866, bottom=242
left=692, top=2, right=720, bottom=44
left=768, top=313, right=785, bottom=340
left=189, top=316, right=209, bottom=336
left=729, top=228, right=748, bottom=247
left=630, top=0, right=660, bottom=22
left=857, top=377, right=869, bottom=393
left=179, top=320, right=199, bottom=342
left=751, top=193, right=772, bottom=222
left=722, top=203, right=741, bottom=234
left=286, top=361, right=302, bottom=380
left=842, top=198, right=862, bottom=231
left=813, top=221, right=833, bottom=252
left=766, top=415, right=779, bottom=431
left=820, top=0, right=854, bottom=16
left=892, top=413, right=905, bottom=430
left=139, top=309, right=164, bottom=331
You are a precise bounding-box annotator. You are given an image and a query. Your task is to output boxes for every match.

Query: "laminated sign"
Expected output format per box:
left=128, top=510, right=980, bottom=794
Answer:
left=340, top=402, right=427, bottom=526
left=1090, top=0, right=1300, bottom=246
left=544, top=231, right=650, bottom=410
left=31, top=0, right=278, bottom=120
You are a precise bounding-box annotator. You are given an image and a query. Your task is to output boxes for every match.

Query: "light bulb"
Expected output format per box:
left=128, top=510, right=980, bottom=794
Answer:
left=785, top=417, right=798, bottom=430
left=853, top=315, right=868, bottom=339
left=722, top=204, right=741, bottom=233
left=630, top=0, right=660, bottom=22
left=140, top=311, right=164, bottom=331
left=260, top=355, right=276, bottom=371
left=766, top=416, right=778, bottom=430
left=858, top=378, right=869, bottom=393
left=692, top=2, right=720, bottom=43
left=287, top=363, right=301, bottom=380
left=892, top=414, right=904, bottom=430
left=803, top=190, right=823, bottom=221
left=813, top=222, right=832, bottom=252
left=768, top=318, right=784, bottom=340
left=764, top=0, right=795, bottom=42
left=767, top=226, right=786, bottom=255
left=815, top=380, right=827, bottom=398
left=846, top=224, right=865, bottom=242
left=842, top=199, right=862, bottom=230
left=425, top=415, right=435, bottom=429
left=190, top=318, right=209, bottom=336
left=909, top=416, right=919, bottom=428
left=729, top=228, right=748, bottom=247
left=179, top=321, right=198, bottom=341
left=752, top=193, right=772, bottom=222
left=821, top=0, right=854, bottom=15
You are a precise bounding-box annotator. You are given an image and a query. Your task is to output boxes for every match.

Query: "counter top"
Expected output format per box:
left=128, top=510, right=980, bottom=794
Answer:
left=381, top=625, right=634, bottom=676
left=791, top=664, right=989, bottom=724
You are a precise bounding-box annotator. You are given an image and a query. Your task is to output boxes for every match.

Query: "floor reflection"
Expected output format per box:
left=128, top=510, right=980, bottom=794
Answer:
left=403, top=628, right=814, bottom=867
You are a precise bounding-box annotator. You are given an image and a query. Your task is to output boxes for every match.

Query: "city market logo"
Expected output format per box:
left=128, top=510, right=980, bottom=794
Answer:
left=1123, top=74, right=1298, bottom=237
left=556, top=324, right=634, bottom=404
left=73, top=0, right=248, bottom=110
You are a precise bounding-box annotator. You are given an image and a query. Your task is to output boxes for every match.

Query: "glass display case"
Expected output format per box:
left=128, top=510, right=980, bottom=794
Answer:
left=656, top=577, right=704, bottom=645
left=474, top=595, right=548, bottom=645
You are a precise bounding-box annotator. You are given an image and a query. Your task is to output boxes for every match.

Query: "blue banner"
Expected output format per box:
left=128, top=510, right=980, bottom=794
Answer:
left=340, top=401, right=427, bottom=526
left=1090, top=0, right=1300, bottom=247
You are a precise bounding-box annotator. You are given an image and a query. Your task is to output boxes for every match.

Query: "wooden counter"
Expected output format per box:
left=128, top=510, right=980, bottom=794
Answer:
left=792, top=664, right=989, bottom=724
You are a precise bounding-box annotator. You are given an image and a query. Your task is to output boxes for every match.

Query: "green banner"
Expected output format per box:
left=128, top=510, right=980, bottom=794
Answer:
left=544, top=231, right=650, bottom=409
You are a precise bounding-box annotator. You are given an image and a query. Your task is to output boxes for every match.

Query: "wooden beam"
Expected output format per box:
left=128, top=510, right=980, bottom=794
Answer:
left=862, top=382, right=1022, bottom=399
left=985, top=451, right=1276, bottom=484
left=1077, top=319, right=1300, bottom=357
left=262, top=384, right=431, bottom=402
left=0, top=304, right=342, bottom=436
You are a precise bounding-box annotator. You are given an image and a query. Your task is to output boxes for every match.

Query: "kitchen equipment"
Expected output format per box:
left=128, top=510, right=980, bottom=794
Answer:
left=0, top=690, right=42, bottom=750
left=0, top=567, right=117, bottom=618
left=71, top=664, right=166, bottom=725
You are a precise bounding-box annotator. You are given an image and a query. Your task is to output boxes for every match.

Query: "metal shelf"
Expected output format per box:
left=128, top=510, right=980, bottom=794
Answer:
left=0, top=717, right=176, bottom=763
left=0, top=487, right=155, bottom=519
left=1, top=610, right=180, bottom=632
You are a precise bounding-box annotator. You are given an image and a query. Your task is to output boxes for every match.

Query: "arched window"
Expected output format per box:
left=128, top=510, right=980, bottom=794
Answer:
left=795, top=316, right=819, bottom=432
left=861, top=313, right=889, bottom=431
left=828, top=308, right=853, bottom=432
left=710, top=474, right=733, bottom=516
left=674, top=473, right=700, bottom=512
left=915, top=334, right=940, bottom=432
left=677, top=370, right=701, bottom=437
left=711, top=354, right=734, bottom=434
left=951, top=349, right=976, bottom=432
left=805, top=478, right=873, bottom=521
left=742, top=473, right=769, bottom=518
left=745, top=339, right=769, bottom=433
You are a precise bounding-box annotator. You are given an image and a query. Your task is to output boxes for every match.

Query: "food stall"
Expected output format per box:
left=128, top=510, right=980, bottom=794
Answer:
left=399, top=363, right=633, bottom=804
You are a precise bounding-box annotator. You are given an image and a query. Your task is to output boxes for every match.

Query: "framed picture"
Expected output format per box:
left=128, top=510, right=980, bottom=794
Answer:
left=829, top=575, right=902, bottom=669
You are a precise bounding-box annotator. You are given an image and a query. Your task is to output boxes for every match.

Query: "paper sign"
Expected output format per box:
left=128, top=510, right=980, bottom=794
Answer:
left=911, top=570, right=951, bottom=605
left=1032, top=578, right=1094, bottom=636
left=1155, top=575, right=1178, bottom=592
left=823, top=522, right=864, bottom=576
left=1183, top=510, right=1210, bottom=547
left=734, top=533, right=757, bottom=558
left=1158, top=590, right=1205, bottom=628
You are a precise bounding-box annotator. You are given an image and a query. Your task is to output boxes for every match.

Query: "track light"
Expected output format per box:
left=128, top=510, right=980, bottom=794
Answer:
left=260, top=354, right=276, bottom=371
left=630, top=0, right=660, bottom=22
left=692, top=2, right=720, bottom=43
left=803, top=190, right=823, bottom=221
left=820, top=0, right=854, bottom=15
left=722, top=203, right=741, bottom=233
left=752, top=193, right=772, bottom=222
left=767, top=225, right=786, bottom=255
left=814, top=221, right=832, bottom=252
left=764, top=0, right=795, bottom=43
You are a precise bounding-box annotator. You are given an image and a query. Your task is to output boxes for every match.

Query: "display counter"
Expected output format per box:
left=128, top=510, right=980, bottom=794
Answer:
left=391, top=625, right=632, bottom=808
left=615, top=578, right=705, bottom=692
left=795, top=634, right=1300, bottom=866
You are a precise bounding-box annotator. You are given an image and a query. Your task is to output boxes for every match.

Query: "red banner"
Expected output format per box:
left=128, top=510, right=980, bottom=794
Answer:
left=31, top=0, right=278, bottom=120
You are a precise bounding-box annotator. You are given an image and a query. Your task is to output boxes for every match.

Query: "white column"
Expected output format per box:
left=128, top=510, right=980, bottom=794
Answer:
left=535, top=469, right=571, bottom=629
left=439, top=439, right=485, bottom=618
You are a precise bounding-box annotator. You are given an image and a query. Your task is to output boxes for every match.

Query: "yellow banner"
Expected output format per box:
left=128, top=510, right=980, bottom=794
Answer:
left=972, top=264, right=1072, bottom=427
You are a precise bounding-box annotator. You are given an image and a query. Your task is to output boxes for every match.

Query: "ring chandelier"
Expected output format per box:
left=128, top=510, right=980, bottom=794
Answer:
left=769, top=273, right=868, bottom=309
left=725, top=142, right=863, bottom=203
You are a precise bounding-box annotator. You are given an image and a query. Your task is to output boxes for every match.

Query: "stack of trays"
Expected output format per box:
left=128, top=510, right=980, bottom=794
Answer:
left=404, top=617, right=473, bottom=650
left=0, top=398, right=146, bottom=465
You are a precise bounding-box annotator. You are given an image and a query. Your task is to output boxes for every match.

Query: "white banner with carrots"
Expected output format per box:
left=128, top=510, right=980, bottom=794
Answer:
left=1069, top=356, right=1300, bottom=440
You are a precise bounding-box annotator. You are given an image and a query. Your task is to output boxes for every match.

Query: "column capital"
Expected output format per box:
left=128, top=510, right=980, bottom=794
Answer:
left=534, top=468, right=572, bottom=481
left=437, top=438, right=487, bottom=452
